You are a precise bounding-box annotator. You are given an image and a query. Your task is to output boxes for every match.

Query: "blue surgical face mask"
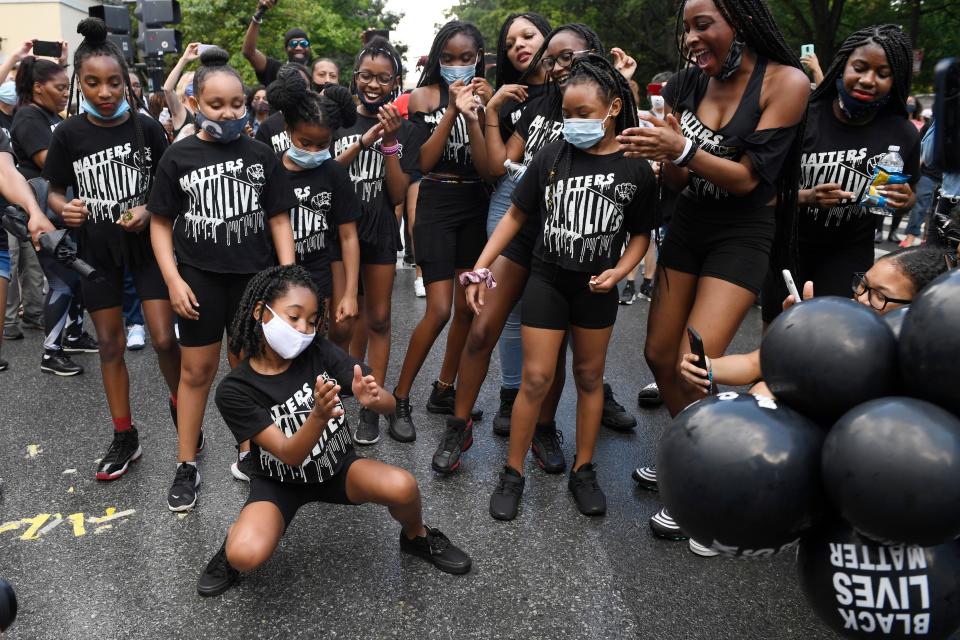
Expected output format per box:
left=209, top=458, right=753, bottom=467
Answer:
left=440, top=61, right=477, bottom=86
left=287, top=144, right=331, bottom=169
left=195, top=107, right=248, bottom=143
left=0, top=81, right=16, bottom=106
left=81, top=97, right=131, bottom=121
left=562, top=105, right=613, bottom=150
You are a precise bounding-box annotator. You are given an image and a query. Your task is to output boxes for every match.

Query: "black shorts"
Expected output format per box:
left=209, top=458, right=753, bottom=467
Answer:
left=760, top=236, right=873, bottom=323
left=176, top=263, right=254, bottom=347
left=501, top=218, right=538, bottom=269
left=80, top=253, right=168, bottom=312
left=244, top=453, right=359, bottom=529
left=521, top=259, right=619, bottom=330
left=413, top=179, right=489, bottom=285
left=658, top=195, right=775, bottom=295
left=331, top=238, right=397, bottom=267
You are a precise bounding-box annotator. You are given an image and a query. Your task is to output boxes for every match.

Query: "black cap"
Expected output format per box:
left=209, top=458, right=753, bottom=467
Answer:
left=284, top=28, right=308, bottom=45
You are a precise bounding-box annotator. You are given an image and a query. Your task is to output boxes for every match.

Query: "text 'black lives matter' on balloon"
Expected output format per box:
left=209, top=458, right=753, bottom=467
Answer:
left=798, top=520, right=960, bottom=640
left=822, top=397, right=960, bottom=547
left=656, top=392, right=825, bottom=557
left=760, top=297, right=898, bottom=425
left=899, top=269, right=960, bottom=416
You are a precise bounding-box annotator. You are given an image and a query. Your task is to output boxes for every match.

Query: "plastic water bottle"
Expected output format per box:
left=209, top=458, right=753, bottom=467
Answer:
left=879, top=145, right=904, bottom=174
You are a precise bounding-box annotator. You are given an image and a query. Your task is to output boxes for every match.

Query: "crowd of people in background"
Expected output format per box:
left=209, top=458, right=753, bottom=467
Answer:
left=0, top=0, right=957, bottom=598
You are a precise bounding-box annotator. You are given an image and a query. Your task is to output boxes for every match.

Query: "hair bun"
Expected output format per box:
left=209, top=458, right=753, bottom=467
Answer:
left=77, top=17, right=108, bottom=44
left=266, top=66, right=309, bottom=114
left=199, top=47, right=231, bottom=68
left=321, top=84, right=357, bottom=129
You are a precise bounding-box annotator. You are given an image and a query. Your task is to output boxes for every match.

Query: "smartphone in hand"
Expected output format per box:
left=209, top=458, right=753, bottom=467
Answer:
left=782, top=269, right=801, bottom=303
left=32, top=40, right=63, bottom=59
left=801, top=44, right=815, bottom=58
left=687, top=326, right=717, bottom=394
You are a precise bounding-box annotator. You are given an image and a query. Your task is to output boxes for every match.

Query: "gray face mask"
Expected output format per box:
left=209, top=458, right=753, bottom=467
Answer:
left=716, top=37, right=746, bottom=80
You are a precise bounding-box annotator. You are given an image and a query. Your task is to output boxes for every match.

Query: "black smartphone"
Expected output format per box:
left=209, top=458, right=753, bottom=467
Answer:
left=934, top=57, right=960, bottom=173
left=687, top=326, right=717, bottom=394
left=32, top=40, right=63, bottom=59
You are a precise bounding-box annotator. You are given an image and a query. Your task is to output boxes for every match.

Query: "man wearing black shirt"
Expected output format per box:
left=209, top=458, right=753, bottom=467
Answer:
left=241, top=0, right=312, bottom=88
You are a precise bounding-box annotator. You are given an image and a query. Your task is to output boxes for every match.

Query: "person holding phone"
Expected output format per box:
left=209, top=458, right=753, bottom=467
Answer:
left=468, top=55, right=656, bottom=520
left=241, top=0, right=312, bottom=87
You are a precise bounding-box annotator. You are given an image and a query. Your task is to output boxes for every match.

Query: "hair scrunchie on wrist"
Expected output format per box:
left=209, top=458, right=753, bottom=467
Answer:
left=458, top=268, right=497, bottom=289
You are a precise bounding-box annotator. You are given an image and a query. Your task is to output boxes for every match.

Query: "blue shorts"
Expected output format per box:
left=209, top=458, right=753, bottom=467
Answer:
left=0, top=249, right=10, bottom=281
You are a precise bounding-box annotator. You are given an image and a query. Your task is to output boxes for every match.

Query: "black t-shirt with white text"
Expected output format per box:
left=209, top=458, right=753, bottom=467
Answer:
left=498, top=82, right=546, bottom=143
left=410, top=84, right=475, bottom=177
left=512, top=140, right=657, bottom=273
left=0, top=129, right=12, bottom=252
left=254, top=111, right=290, bottom=156
left=798, top=101, right=921, bottom=246
left=0, top=109, right=13, bottom=140
left=44, top=113, right=168, bottom=264
left=284, top=157, right=361, bottom=286
left=513, top=93, right=564, bottom=167
left=332, top=112, right=422, bottom=248
left=215, top=340, right=371, bottom=484
left=10, top=104, right=62, bottom=180
left=147, top=135, right=296, bottom=274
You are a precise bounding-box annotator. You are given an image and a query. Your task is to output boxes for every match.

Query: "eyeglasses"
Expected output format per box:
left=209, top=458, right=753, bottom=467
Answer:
left=541, top=49, right=592, bottom=70
left=354, top=70, right=396, bottom=86
left=287, top=39, right=310, bottom=49
left=851, top=272, right=912, bottom=311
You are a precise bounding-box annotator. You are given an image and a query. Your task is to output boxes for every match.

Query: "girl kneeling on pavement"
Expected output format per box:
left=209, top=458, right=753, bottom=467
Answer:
left=197, top=265, right=470, bottom=597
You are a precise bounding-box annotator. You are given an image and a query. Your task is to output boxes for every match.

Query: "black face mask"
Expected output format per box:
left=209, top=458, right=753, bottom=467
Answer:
left=836, top=78, right=891, bottom=120
left=357, top=91, right=393, bottom=111
left=717, top=37, right=745, bottom=81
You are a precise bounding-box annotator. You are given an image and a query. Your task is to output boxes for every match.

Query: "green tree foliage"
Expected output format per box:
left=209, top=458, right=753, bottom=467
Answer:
left=177, top=0, right=401, bottom=85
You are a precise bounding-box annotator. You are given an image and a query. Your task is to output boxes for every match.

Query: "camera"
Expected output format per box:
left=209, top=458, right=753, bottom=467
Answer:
left=1, top=206, right=98, bottom=280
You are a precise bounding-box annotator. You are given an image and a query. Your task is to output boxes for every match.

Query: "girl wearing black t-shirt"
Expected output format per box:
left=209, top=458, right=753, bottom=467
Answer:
left=329, top=38, right=424, bottom=444
left=265, top=67, right=362, bottom=341
left=617, top=0, right=809, bottom=540
left=761, top=25, right=919, bottom=324
left=387, top=21, right=492, bottom=443
left=45, top=19, right=181, bottom=482
left=467, top=56, right=656, bottom=520
left=149, top=47, right=297, bottom=513
left=197, top=265, right=470, bottom=597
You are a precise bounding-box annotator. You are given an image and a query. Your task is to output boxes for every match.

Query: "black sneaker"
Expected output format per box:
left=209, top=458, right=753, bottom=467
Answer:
left=650, top=506, right=687, bottom=540
left=41, top=350, right=84, bottom=376
left=197, top=541, right=239, bottom=597
left=601, top=383, right=637, bottom=431
left=354, top=406, right=381, bottom=445
left=631, top=465, right=658, bottom=491
left=169, top=398, right=206, bottom=453
left=637, top=382, right=663, bottom=408
left=638, top=278, right=654, bottom=301
left=0, top=358, right=8, bottom=372
left=619, top=280, right=636, bottom=305
left=489, top=466, right=525, bottom=521
left=568, top=462, right=606, bottom=516
left=492, top=387, right=518, bottom=436
left=387, top=396, right=416, bottom=443
left=431, top=417, right=473, bottom=474
left=168, top=462, right=200, bottom=512
left=530, top=421, right=565, bottom=474
left=63, top=332, right=100, bottom=354
left=95, top=428, right=142, bottom=480
left=399, top=525, right=472, bottom=575
left=425, top=381, right=483, bottom=421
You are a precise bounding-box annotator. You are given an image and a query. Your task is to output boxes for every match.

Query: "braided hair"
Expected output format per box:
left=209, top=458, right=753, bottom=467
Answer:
left=267, top=64, right=357, bottom=133
left=878, top=245, right=950, bottom=295
left=71, top=18, right=146, bottom=170
left=351, top=36, right=403, bottom=102
left=810, top=24, right=913, bottom=117
left=494, top=13, right=551, bottom=87
left=229, top=265, right=321, bottom=357
left=417, top=20, right=485, bottom=88
left=543, top=55, right=638, bottom=219
left=14, top=56, right=65, bottom=108
left=191, top=47, right=243, bottom=98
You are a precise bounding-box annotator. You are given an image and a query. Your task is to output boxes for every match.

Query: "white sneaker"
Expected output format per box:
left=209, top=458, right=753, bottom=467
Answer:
left=230, top=451, right=251, bottom=482
left=689, top=539, right=720, bottom=557
left=126, top=324, right=146, bottom=351
left=414, top=276, right=426, bottom=298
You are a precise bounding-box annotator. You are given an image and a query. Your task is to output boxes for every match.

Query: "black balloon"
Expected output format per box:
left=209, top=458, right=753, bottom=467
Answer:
left=882, top=306, right=910, bottom=340
left=822, top=397, right=960, bottom=546
left=761, top=297, right=898, bottom=425
left=656, top=392, right=825, bottom=556
left=797, top=520, right=960, bottom=639
left=899, top=270, right=960, bottom=415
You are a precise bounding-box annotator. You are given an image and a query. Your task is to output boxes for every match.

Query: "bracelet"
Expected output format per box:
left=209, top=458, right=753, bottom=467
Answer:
left=672, top=137, right=697, bottom=167
left=251, top=14, right=262, bottom=24
left=380, top=142, right=400, bottom=156
left=458, top=268, right=497, bottom=289
left=485, top=122, right=499, bottom=128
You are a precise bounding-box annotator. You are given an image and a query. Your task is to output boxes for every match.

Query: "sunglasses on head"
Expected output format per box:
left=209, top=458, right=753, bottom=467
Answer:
left=288, top=39, right=310, bottom=49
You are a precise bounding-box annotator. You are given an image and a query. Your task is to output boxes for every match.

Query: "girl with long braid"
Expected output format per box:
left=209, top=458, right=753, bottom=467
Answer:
left=44, top=18, right=180, bottom=481
left=329, top=37, right=424, bottom=444
left=197, top=265, right=470, bottom=597
left=466, top=55, right=656, bottom=520
left=761, top=25, right=919, bottom=323
left=386, top=20, right=491, bottom=443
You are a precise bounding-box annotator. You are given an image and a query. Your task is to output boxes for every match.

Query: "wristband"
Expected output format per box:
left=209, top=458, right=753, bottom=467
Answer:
left=380, top=142, right=400, bottom=156
left=672, top=137, right=696, bottom=167
left=458, top=268, right=497, bottom=289
left=251, top=13, right=263, bottom=24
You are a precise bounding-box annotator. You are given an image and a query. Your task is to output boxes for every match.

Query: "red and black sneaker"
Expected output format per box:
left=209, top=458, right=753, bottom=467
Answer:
left=95, top=428, right=142, bottom=480
left=431, top=416, right=473, bottom=474
left=530, top=421, right=565, bottom=474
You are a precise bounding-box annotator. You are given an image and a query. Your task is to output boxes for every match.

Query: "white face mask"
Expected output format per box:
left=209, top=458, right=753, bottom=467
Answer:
left=261, top=304, right=316, bottom=359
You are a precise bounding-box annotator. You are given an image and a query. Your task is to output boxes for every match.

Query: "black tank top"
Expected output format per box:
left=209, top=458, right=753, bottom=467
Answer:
left=666, top=57, right=798, bottom=209
left=410, top=83, right=477, bottom=178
